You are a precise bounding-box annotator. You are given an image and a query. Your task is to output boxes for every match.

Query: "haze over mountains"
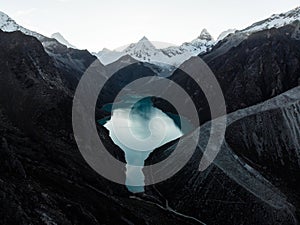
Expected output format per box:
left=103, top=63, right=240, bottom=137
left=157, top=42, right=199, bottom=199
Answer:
left=0, top=5, right=300, bottom=225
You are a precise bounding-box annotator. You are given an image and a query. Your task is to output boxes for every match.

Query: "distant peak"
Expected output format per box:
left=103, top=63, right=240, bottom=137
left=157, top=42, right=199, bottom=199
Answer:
left=51, top=32, right=63, bottom=37
left=139, top=36, right=150, bottom=42
left=51, top=32, right=76, bottom=48
left=133, top=36, right=156, bottom=49
left=198, top=29, right=213, bottom=41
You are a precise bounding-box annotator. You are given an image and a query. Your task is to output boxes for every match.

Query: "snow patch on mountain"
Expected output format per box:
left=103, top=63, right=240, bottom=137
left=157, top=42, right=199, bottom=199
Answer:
left=0, top=11, right=77, bottom=51
left=0, top=11, right=44, bottom=39
left=217, top=29, right=237, bottom=41
left=241, top=6, right=300, bottom=34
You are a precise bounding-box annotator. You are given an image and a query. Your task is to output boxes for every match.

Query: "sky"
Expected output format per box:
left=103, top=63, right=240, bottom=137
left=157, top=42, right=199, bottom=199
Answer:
left=1, top=0, right=300, bottom=52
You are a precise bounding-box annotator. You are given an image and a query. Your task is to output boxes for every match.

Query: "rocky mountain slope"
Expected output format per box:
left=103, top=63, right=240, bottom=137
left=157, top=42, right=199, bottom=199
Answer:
left=0, top=29, right=206, bottom=225
left=167, top=21, right=300, bottom=123
left=0, top=6, right=300, bottom=225
left=145, top=85, right=300, bottom=225
left=0, top=11, right=98, bottom=91
left=138, top=15, right=300, bottom=225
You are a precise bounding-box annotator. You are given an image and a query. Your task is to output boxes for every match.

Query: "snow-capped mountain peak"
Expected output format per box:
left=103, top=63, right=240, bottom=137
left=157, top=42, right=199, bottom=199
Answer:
left=0, top=11, right=44, bottom=39
left=139, top=36, right=150, bottom=42
left=95, top=32, right=215, bottom=67
left=241, top=6, right=300, bottom=34
left=198, top=28, right=213, bottom=41
left=125, top=36, right=156, bottom=52
left=95, top=6, right=300, bottom=68
left=0, top=11, right=80, bottom=53
left=176, top=29, right=215, bottom=53
left=51, top=32, right=76, bottom=48
left=122, top=36, right=159, bottom=62
left=0, top=11, right=16, bottom=31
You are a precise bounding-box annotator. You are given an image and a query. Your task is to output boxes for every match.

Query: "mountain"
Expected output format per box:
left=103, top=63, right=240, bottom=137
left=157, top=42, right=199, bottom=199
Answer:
left=0, top=11, right=77, bottom=50
left=1, top=6, right=300, bottom=225
left=0, top=28, right=206, bottom=225
left=95, top=48, right=125, bottom=66
left=168, top=21, right=300, bottom=122
left=217, top=29, right=237, bottom=41
left=51, top=32, right=76, bottom=48
left=123, top=36, right=159, bottom=61
left=143, top=21, right=300, bottom=225
left=95, top=29, right=215, bottom=67
left=0, top=29, right=125, bottom=224
left=96, top=6, right=300, bottom=68
left=0, top=11, right=44, bottom=40
left=0, top=11, right=102, bottom=92
left=241, top=6, right=300, bottom=34
left=146, top=84, right=300, bottom=225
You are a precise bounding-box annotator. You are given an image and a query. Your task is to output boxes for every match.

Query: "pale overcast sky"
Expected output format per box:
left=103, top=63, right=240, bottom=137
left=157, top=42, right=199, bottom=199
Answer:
left=1, top=0, right=299, bottom=51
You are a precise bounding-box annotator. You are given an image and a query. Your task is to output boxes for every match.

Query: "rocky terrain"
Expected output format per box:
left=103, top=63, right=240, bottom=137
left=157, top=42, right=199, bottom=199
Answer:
left=0, top=29, right=210, bottom=225
left=141, top=20, right=300, bottom=225
left=146, top=86, right=300, bottom=225
left=0, top=6, right=300, bottom=225
left=168, top=21, right=300, bottom=121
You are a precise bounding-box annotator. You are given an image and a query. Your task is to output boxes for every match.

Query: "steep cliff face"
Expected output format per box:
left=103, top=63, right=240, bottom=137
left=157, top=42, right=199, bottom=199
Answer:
left=0, top=109, right=131, bottom=225
left=0, top=110, right=203, bottom=224
left=0, top=10, right=98, bottom=92
left=145, top=87, right=300, bottom=225
left=0, top=30, right=214, bottom=225
left=169, top=22, right=300, bottom=121
left=44, top=42, right=98, bottom=90
left=0, top=30, right=72, bottom=137
left=226, top=101, right=300, bottom=195
left=205, top=22, right=300, bottom=112
left=0, top=31, right=127, bottom=224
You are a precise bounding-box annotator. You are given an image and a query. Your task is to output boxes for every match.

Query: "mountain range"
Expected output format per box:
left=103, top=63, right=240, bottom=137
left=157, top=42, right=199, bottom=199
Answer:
left=95, top=29, right=215, bottom=66
left=95, top=6, right=300, bottom=66
left=2, top=7, right=300, bottom=68
left=0, top=5, right=300, bottom=225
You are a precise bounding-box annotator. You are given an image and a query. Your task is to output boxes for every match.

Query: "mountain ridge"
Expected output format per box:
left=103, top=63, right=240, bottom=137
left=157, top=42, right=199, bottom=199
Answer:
left=95, top=28, right=215, bottom=67
left=95, top=6, right=300, bottom=67
left=51, top=32, right=76, bottom=49
left=0, top=6, right=300, bottom=225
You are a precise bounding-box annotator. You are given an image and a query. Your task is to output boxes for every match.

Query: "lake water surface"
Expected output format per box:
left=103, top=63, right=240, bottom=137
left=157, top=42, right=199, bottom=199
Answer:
left=101, top=97, right=192, bottom=193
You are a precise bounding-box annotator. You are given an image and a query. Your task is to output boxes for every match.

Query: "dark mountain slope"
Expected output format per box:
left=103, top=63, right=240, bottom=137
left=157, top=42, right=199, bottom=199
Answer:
left=142, top=23, right=300, bottom=225
left=205, top=22, right=300, bottom=112
left=0, top=30, right=72, bottom=137
left=169, top=22, right=300, bottom=119
left=145, top=86, right=300, bottom=225
left=43, top=39, right=98, bottom=91
left=0, top=30, right=211, bottom=225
